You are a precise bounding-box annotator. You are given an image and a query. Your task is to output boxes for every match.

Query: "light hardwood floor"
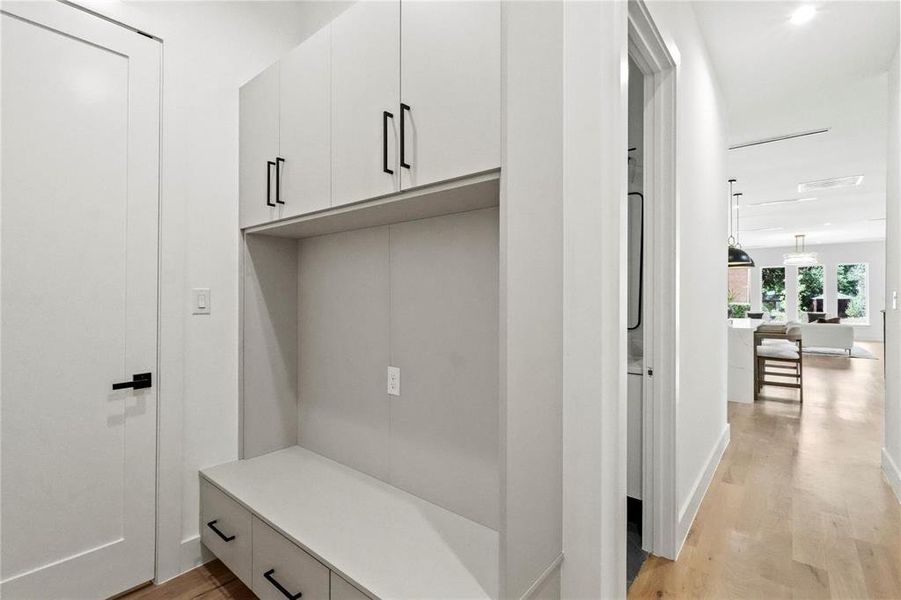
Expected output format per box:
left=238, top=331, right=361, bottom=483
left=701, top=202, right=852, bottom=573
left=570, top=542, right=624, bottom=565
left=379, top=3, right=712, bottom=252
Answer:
left=630, top=342, right=901, bottom=599
left=120, top=560, right=252, bottom=600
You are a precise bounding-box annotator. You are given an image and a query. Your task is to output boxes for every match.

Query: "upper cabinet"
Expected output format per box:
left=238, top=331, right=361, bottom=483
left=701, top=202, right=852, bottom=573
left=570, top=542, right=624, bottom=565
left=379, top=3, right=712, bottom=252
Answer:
left=240, top=0, right=500, bottom=228
left=240, top=28, right=331, bottom=229
left=279, top=25, right=331, bottom=219
left=399, top=1, right=501, bottom=191
left=330, top=0, right=401, bottom=207
left=239, top=63, right=279, bottom=229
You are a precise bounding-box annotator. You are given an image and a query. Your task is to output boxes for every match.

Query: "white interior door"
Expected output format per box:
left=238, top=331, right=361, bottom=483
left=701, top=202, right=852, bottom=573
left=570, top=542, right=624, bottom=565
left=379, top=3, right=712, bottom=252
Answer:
left=0, top=2, right=160, bottom=598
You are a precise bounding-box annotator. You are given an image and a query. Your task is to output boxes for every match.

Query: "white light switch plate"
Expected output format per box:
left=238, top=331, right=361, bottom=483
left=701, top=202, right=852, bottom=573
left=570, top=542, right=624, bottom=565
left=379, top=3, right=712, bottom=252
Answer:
left=387, top=366, right=400, bottom=396
left=192, top=288, right=211, bottom=315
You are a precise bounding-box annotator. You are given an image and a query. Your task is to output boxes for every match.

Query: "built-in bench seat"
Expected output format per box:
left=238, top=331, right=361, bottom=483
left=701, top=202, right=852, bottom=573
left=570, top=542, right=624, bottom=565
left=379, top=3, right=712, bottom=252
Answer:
left=200, top=445, right=499, bottom=600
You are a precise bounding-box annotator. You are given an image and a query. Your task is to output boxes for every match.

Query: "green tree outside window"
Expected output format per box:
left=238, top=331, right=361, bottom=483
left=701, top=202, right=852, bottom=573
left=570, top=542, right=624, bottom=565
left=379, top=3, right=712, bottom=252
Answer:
left=797, top=266, right=824, bottom=319
left=837, top=263, right=868, bottom=322
left=761, top=267, right=786, bottom=320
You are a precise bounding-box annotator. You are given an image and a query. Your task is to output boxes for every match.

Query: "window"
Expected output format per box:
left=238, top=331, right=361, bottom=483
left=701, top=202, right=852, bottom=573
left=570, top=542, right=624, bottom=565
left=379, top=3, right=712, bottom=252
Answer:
left=836, top=263, right=869, bottom=324
left=797, top=265, right=824, bottom=320
left=728, top=268, right=751, bottom=317
left=761, top=267, right=786, bottom=320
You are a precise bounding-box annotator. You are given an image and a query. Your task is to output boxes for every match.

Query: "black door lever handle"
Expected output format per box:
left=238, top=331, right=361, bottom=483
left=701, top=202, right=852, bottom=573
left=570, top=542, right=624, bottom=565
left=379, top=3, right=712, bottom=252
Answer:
left=112, top=372, right=152, bottom=390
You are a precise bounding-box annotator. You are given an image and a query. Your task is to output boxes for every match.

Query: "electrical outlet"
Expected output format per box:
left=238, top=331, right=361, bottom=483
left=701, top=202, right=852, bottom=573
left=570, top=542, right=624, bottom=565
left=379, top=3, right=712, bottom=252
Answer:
left=387, top=366, right=400, bottom=396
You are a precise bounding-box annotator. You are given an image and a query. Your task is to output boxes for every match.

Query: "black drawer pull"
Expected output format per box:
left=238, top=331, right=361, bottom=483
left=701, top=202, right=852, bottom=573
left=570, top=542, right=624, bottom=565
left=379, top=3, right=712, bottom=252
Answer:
left=206, top=520, right=235, bottom=542
left=264, top=569, right=302, bottom=599
left=266, top=161, right=276, bottom=207
left=275, top=157, right=286, bottom=204
left=400, top=103, right=411, bottom=169
left=382, top=110, right=394, bottom=175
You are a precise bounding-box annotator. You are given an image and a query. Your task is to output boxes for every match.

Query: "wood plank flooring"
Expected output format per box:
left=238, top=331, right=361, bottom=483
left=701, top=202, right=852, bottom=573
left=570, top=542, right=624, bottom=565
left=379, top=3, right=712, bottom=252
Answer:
left=630, top=342, right=901, bottom=599
left=121, top=560, right=253, bottom=600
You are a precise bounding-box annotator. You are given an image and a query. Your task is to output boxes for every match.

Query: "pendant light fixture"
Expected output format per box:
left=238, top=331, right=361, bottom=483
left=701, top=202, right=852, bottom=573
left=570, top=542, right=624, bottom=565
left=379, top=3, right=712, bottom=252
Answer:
left=783, top=234, right=818, bottom=266
left=728, top=178, right=755, bottom=268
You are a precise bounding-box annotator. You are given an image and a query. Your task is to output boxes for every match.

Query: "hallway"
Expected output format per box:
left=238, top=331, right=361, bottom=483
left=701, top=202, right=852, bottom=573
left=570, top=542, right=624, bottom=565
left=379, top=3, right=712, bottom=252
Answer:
left=630, top=342, right=901, bottom=598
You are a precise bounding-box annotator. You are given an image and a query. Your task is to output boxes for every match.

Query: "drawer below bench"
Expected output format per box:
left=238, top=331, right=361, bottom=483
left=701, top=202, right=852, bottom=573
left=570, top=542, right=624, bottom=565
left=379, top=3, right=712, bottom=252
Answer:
left=200, top=477, right=372, bottom=599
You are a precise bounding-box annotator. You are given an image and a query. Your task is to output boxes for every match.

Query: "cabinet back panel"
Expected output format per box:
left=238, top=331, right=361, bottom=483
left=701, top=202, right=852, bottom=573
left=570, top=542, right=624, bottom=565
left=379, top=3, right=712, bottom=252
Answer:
left=388, top=208, right=499, bottom=529
left=298, top=227, right=392, bottom=481
left=243, top=235, right=299, bottom=458
left=296, top=209, right=499, bottom=529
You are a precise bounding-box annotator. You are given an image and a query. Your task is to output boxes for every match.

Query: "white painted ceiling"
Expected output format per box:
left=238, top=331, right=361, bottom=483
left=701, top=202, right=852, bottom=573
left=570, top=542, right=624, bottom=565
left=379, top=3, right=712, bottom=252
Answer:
left=694, top=0, right=899, bottom=249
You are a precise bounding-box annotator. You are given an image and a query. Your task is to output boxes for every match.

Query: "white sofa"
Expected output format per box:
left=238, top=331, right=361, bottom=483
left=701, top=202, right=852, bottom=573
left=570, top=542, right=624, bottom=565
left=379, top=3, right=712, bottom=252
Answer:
left=789, top=321, right=855, bottom=352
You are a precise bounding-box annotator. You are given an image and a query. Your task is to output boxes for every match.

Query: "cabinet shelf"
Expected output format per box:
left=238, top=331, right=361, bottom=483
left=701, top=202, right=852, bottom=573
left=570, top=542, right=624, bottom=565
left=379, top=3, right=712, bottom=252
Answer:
left=243, top=169, right=499, bottom=240
left=202, top=445, right=499, bottom=599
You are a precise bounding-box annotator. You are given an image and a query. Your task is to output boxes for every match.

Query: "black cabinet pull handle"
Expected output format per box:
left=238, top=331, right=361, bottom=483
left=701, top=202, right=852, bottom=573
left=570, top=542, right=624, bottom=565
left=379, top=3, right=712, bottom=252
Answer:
left=264, top=569, right=302, bottom=599
left=206, top=519, right=235, bottom=542
left=266, top=161, right=276, bottom=207
left=383, top=110, right=394, bottom=175
left=112, top=372, right=152, bottom=391
left=275, top=157, right=285, bottom=204
left=400, top=103, right=411, bottom=169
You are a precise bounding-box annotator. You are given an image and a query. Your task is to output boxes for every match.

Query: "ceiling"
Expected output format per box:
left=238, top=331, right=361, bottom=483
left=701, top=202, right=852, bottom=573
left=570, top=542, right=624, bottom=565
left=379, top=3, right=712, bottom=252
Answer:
left=693, top=1, right=899, bottom=249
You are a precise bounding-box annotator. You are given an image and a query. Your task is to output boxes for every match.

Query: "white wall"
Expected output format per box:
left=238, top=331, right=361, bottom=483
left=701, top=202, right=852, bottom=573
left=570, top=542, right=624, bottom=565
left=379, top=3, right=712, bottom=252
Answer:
left=884, top=44, right=901, bottom=501
left=561, top=1, right=627, bottom=597
left=71, top=0, right=351, bottom=581
left=745, top=241, right=886, bottom=342
left=501, top=2, right=564, bottom=597
left=645, top=0, right=731, bottom=552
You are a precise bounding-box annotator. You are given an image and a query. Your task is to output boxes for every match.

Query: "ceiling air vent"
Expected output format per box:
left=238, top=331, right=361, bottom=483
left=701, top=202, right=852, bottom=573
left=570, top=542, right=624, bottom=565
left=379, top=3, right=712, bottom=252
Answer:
left=798, top=175, right=863, bottom=193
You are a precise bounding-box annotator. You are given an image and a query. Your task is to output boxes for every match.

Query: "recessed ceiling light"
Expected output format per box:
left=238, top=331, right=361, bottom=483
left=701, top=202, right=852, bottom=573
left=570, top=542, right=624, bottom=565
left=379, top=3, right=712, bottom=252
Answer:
left=749, top=197, right=816, bottom=207
left=798, top=175, right=863, bottom=193
left=790, top=5, right=817, bottom=25
left=824, top=222, right=831, bottom=226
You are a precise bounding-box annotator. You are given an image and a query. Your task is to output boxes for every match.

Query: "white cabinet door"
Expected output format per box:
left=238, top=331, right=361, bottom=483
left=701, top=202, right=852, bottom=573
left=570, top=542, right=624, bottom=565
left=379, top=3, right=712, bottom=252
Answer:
left=240, top=63, right=280, bottom=228
left=331, top=0, right=400, bottom=206
left=627, top=375, right=643, bottom=499
left=279, top=26, right=331, bottom=217
left=1, top=3, right=159, bottom=597
left=400, top=1, right=500, bottom=190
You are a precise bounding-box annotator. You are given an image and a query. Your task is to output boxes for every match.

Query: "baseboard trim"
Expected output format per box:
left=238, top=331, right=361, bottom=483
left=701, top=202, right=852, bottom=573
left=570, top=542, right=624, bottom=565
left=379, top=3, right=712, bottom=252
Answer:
left=676, top=424, right=730, bottom=555
left=171, top=536, right=213, bottom=582
left=882, top=448, right=901, bottom=503
left=520, top=553, right=564, bottom=599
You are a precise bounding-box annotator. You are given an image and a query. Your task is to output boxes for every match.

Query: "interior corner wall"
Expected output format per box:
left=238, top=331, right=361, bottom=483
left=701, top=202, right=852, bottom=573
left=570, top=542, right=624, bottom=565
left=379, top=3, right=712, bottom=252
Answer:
left=645, top=1, right=731, bottom=551
left=745, top=241, right=886, bottom=342
left=70, top=0, right=352, bottom=582
left=884, top=44, right=901, bottom=501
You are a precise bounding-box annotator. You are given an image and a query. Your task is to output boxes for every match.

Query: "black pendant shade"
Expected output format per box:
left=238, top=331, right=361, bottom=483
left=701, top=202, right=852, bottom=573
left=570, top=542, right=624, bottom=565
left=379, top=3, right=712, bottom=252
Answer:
left=728, top=245, right=755, bottom=268
left=727, top=178, right=755, bottom=268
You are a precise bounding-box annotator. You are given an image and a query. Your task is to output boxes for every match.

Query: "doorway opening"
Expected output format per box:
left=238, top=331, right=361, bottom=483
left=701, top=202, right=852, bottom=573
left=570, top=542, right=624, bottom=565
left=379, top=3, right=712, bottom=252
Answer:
left=625, top=0, right=680, bottom=589
left=626, top=54, right=648, bottom=585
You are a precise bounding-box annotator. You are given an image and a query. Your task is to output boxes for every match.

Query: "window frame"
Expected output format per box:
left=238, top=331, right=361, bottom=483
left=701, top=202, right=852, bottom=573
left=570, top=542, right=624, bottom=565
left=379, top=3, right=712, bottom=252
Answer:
left=835, top=262, right=870, bottom=326
left=760, top=265, right=788, bottom=320
left=796, top=264, right=825, bottom=321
